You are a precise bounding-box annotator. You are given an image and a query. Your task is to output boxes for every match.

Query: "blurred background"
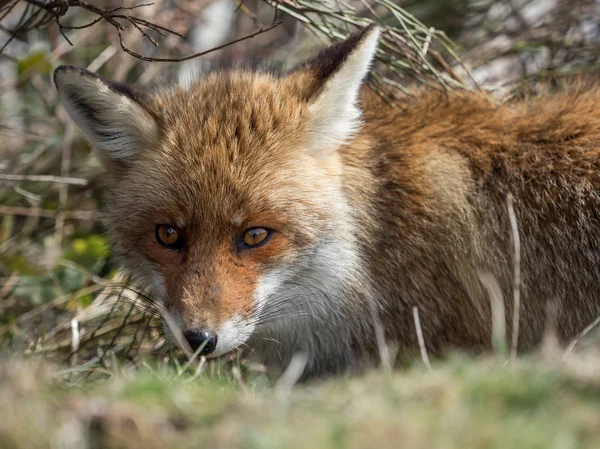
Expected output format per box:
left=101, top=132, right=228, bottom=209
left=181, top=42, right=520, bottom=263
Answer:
left=1, top=0, right=599, bottom=370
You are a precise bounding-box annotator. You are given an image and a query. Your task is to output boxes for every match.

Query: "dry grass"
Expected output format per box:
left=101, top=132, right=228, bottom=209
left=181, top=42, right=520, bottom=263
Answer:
left=2, top=352, right=600, bottom=449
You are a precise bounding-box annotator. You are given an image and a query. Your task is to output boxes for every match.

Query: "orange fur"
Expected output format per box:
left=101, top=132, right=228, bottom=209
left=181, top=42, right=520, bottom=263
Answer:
left=54, top=27, right=600, bottom=377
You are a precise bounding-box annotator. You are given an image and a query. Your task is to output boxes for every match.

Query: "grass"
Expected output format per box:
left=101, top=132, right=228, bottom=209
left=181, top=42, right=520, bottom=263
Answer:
left=2, top=353, right=600, bottom=449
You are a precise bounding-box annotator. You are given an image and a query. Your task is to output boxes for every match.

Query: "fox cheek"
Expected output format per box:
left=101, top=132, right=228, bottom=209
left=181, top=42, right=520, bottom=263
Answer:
left=151, top=271, right=167, bottom=299
left=253, top=267, right=290, bottom=314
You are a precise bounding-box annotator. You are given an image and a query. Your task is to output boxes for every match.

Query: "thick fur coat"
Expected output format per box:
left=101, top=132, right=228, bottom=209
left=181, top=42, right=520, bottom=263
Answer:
left=54, top=25, right=600, bottom=377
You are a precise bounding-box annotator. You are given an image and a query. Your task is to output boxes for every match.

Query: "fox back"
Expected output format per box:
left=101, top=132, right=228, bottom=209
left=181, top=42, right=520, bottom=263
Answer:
left=54, top=25, right=600, bottom=377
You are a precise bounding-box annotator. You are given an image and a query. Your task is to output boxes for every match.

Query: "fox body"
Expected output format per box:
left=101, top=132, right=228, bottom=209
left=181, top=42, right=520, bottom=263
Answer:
left=54, top=26, right=600, bottom=377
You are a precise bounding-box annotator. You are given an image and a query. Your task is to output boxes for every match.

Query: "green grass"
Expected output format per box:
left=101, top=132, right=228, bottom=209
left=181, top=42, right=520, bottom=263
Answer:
left=1, top=354, right=600, bottom=449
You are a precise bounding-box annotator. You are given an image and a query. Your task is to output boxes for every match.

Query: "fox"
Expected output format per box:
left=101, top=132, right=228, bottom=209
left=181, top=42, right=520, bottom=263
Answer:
left=53, top=24, right=600, bottom=377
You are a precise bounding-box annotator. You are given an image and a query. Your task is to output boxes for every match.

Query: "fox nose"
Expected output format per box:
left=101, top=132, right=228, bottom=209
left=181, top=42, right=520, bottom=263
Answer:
left=183, top=330, right=218, bottom=355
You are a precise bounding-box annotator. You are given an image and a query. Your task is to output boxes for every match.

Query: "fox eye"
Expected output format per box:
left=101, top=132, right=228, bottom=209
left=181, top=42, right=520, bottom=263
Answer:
left=241, top=227, right=272, bottom=248
left=156, top=224, right=184, bottom=250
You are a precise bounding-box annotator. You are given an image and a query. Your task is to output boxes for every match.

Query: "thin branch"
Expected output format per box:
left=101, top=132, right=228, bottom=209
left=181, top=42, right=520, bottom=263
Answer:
left=0, top=173, right=88, bottom=185
left=275, top=352, right=308, bottom=396
left=478, top=271, right=507, bottom=355
left=57, top=5, right=126, bottom=31
left=507, top=193, right=522, bottom=363
left=1, top=0, right=281, bottom=65
left=370, top=300, right=391, bottom=371
left=412, top=306, right=431, bottom=371
left=0, top=0, right=20, bottom=23
left=0, top=205, right=98, bottom=220
left=562, top=315, right=600, bottom=361
left=116, top=20, right=282, bottom=63
left=0, top=4, right=42, bottom=54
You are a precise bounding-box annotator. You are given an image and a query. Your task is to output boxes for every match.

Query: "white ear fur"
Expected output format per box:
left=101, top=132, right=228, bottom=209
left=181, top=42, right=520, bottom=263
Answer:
left=54, top=66, right=157, bottom=160
left=307, top=26, right=380, bottom=153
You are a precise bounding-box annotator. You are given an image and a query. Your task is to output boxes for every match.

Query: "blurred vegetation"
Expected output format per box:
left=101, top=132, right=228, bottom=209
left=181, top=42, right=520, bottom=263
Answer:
left=1, top=0, right=600, bottom=447
left=3, top=354, right=600, bottom=448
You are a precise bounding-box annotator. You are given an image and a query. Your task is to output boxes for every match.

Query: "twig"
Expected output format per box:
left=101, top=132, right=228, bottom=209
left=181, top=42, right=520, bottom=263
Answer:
left=92, top=299, right=137, bottom=367
left=58, top=4, right=155, bottom=31
left=1, top=1, right=182, bottom=61
left=70, top=318, right=80, bottom=352
left=116, top=20, right=282, bottom=62
left=0, top=4, right=43, bottom=54
left=369, top=301, right=391, bottom=370
left=507, top=193, right=521, bottom=362
left=478, top=271, right=507, bottom=355
left=178, top=340, right=211, bottom=376
left=0, top=174, right=88, bottom=185
left=0, top=1, right=20, bottom=25
left=412, top=306, right=431, bottom=371
left=0, top=283, right=105, bottom=337
left=10, top=185, right=41, bottom=204
left=83, top=292, right=123, bottom=345
left=267, top=0, right=471, bottom=91
left=231, top=366, right=247, bottom=392
left=57, top=259, right=110, bottom=286
left=562, top=314, right=600, bottom=361
left=235, top=0, right=263, bottom=28
left=0, top=272, right=19, bottom=298
left=42, top=313, right=148, bottom=353
left=2, top=0, right=280, bottom=63
left=191, top=356, right=207, bottom=380
left=126, top=17, right=158, bottom=46
left=275, top=352, right=308, bottom=397
left=0, top=205, right=98, bottom=220
left=86, top=44, right=118, bottom=72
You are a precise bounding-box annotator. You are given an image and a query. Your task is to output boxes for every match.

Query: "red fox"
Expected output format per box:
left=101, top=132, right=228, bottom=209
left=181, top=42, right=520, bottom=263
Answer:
left=54, top=25, right=600, bottom=377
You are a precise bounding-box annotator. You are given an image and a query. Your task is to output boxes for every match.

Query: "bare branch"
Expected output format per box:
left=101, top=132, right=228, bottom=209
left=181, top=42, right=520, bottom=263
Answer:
left=115, top=20, right=282, bottom=63
left=412, top=307, right=432, bottom=371
left=507, top=193, right=522, bottom=363
left=0, top=205, right=98, bottom=220
left=0, top=173, right=88, bottom=185
left=1, top=0, right=281, bottom=64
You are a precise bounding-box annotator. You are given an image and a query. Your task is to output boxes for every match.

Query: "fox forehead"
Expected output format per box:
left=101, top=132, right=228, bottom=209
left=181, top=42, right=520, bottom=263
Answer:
left=146, top=70, right=310, bottom=157
left=110, top=70, right=344, bottom=230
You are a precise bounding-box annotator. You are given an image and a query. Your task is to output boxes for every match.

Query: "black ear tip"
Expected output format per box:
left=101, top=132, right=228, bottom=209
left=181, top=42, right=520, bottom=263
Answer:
left=54, top=64, right=81, bottom=76
left=54, top=65, right=80, bottom=88
left=53, top=65, right=98, bottom=86
left=53, top=64, right=68, bottom=84
left=53, top=65, right=139, bottom=103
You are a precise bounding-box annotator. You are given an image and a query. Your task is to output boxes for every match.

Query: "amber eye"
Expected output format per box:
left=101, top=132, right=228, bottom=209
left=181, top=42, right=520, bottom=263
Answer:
left=155, top=224, right=184, bottom=250
left=241, top=227, right=272, bottom=248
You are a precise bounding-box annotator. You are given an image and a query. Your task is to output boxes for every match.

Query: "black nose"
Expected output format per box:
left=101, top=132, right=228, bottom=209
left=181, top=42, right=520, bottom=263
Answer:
left=183, top=330, right=218, bottom=355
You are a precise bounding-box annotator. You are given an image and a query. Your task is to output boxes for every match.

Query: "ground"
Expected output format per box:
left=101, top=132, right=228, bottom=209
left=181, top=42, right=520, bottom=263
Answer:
left=2, top=352, right=600, bottom=449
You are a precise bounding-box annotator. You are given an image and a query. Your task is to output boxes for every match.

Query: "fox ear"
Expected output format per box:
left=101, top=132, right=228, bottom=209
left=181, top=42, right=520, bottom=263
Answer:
left=298, top=24, right=380, bottom=153
left=54, top=65, right=158, bottom=162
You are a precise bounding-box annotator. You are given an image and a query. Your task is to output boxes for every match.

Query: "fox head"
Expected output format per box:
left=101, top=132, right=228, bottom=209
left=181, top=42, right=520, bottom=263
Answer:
left=54, top=25, right=380, bottom=365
